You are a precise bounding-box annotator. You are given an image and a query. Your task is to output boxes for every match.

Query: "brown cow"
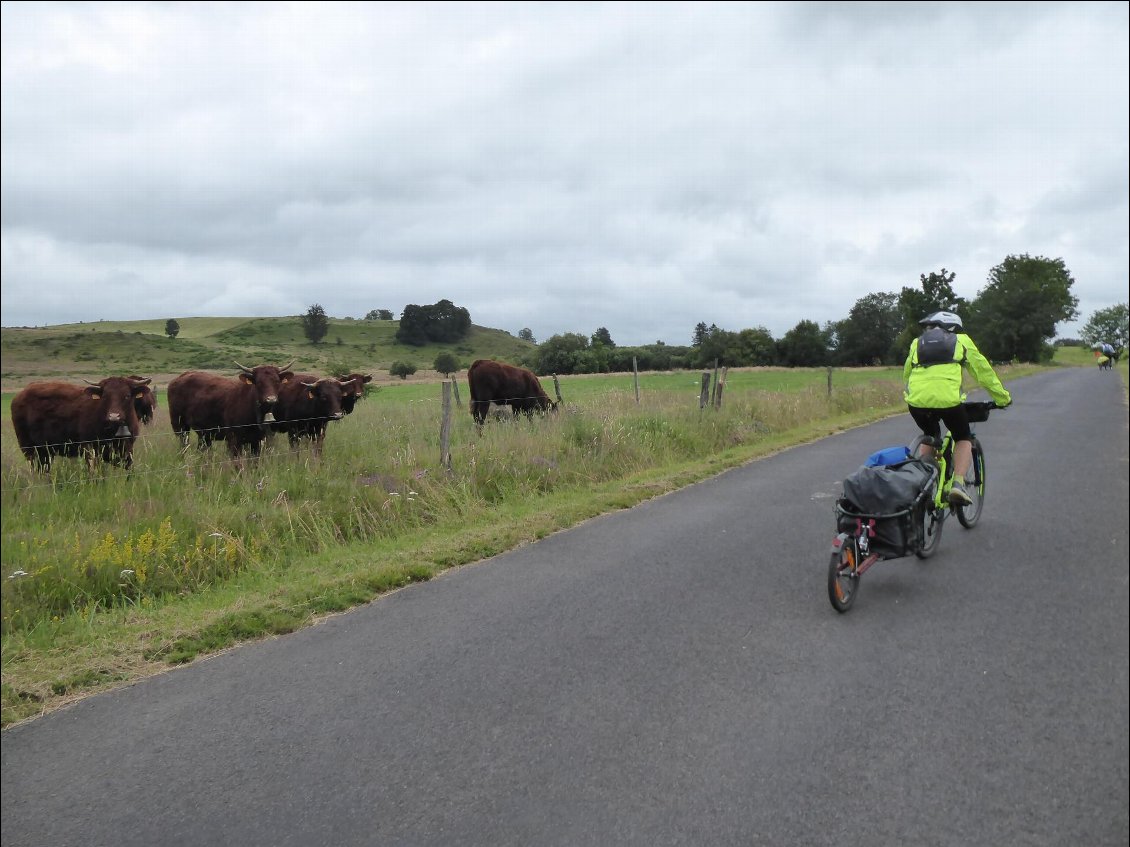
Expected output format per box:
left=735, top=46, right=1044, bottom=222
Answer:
left=10, top=376, right=152, bottom=471
left=167, top=361, right=294, bottom=460
left=336, top=373, right=373, bottom=415
left=467, top=359, right=556, bottom=425
left=271, top=374, right=349, bottom=457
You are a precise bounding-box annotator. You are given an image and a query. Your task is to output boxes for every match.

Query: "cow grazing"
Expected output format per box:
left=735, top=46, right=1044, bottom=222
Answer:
left=336, top=373, right=373, bottom=415
left=271, top=374, right=349, bottom=457
left=167, top=361, right=294, bottom=461
left=11, top=376, right=152, bottom=471
left=467, top=359, right=556, bottom=425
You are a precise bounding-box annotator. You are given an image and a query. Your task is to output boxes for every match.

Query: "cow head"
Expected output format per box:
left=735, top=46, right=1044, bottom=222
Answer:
left=84, top=376, right=150, bottom=437
left=235, top=360, right=295, bottom=423
left=337, top=373, right=373, bottom=415
left=305, top=378, right=347, bottom=421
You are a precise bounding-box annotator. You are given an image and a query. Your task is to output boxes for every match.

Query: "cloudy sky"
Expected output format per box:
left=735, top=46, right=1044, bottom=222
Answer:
left=2, top=2, right=1127, bottom=346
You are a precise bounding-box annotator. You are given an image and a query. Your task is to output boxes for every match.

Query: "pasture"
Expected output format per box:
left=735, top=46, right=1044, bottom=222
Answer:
left=0, top=358, right=1071, bottom=726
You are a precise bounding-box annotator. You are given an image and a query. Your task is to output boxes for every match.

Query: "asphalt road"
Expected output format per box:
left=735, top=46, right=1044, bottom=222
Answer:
left=2, top=368, right=1127, bottom=847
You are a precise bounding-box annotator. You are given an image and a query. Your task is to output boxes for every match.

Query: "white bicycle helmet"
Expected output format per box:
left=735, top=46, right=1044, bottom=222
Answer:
left=919, top=310, right=963, bottom=332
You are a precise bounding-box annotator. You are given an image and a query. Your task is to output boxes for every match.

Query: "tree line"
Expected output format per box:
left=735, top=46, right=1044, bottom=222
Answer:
left=528, top=254, right=1100, bottom=375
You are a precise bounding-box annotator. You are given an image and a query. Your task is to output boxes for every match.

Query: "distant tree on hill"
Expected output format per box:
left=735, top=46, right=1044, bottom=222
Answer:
left=433, top=352, right=460, bottom=377
left=302, top=304, right=329, bottom=345
left=164, top=318, right=180, bottom=339
left=365, top=309, right=394, bottom=320
left=396, top=299, right=472, bottom=346
left=390, top=361, right=417, bottom=380
left=518, top=327, right=536, bottom=343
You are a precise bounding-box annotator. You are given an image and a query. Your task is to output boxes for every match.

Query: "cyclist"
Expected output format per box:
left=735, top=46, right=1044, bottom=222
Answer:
left=1100, top=341, right=1116, bottom=370
left=903, top=310, right=1011, bottom=506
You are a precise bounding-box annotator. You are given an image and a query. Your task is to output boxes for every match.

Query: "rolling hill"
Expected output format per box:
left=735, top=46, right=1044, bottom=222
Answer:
left=0, top=316, right=536, bottom=389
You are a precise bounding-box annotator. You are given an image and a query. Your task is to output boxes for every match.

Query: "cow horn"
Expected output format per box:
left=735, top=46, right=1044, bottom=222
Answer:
left=82, top=378, right=100, bottom=386
left=302, top=381, right=318, bottom=389
left=233, top=360, right=253, bottom=373
left=279, top=360, right=295, bottom=371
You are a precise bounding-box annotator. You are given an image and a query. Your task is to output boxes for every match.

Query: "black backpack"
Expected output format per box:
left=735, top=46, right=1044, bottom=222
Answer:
left=916, top=326, right=958, bottom=367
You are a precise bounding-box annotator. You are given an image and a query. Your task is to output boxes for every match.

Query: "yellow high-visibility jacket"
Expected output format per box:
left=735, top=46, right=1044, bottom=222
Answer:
left=902, top=332, right=1012, bottom=409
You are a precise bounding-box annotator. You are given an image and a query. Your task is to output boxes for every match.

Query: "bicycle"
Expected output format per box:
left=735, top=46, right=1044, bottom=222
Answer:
left=827, top=400, right=1001, bottom=613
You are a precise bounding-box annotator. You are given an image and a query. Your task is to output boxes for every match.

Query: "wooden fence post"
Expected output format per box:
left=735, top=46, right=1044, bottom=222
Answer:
left=552, top=374, right=563, bottom=405
left=452, top=375, right=462, bottom=408
left=633, top=356, right=640, bottom=405
left=715, top=366, right=728, bottom=410
left=699, top=372, right=711, bottom=410
left=440, top=381, right=453, bottom=473
left=827, top=365, right=833, bottom=397
left=710, top=359, right=720, bottom=408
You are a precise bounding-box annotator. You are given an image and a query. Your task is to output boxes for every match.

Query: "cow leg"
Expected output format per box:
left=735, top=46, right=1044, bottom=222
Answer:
left=471, top=400, right=488, bottom=425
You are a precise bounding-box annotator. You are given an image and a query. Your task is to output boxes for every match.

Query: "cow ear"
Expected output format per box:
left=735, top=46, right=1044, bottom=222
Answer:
left=85, top=386, right=102, bottom=400
left=281, top=375, right=290, bottom=383
left=280, top=371, right=294, bottom=380
left=306, top=390, right=314, bottom=400
left=239, top=373, right=253, bottom=385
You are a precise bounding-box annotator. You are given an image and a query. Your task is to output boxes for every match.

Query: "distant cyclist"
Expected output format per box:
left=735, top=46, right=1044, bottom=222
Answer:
left=903, top=311, right=1012, bottom=506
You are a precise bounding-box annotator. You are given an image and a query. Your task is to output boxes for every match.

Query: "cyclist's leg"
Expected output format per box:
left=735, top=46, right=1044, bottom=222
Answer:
left=938, top=406, right=972, bottom=503
left=908, top=406, right=942, bottom=458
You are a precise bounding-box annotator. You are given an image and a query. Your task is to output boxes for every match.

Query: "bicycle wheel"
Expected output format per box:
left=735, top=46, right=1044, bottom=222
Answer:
left=957, top=438, right=986, bottom=528
left=828, top=535, right=860, bottom=613
left=915, top=503, right=944, bottom=559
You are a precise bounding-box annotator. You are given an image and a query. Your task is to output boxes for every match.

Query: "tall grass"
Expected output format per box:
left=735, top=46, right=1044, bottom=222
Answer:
left=1, top=371, right=906, bottom=637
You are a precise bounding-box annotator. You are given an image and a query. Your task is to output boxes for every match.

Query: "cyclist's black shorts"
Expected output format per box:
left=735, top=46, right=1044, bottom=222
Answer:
left=909, top=404, right=971, bottom=443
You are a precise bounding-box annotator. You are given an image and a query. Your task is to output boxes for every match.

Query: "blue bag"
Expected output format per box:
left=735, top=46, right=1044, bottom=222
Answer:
left=865, top=445, right=911, bottom=467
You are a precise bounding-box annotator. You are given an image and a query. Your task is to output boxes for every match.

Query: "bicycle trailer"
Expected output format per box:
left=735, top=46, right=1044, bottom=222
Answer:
left=834, top=458, right=938, bottom=560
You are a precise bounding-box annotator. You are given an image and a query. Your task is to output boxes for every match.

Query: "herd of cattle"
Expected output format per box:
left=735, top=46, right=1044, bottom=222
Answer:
left=9, top=359, right=556, bottom=472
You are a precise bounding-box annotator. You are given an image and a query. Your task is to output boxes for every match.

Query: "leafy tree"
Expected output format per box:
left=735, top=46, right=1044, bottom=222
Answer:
left=396, top=305, right=431, bottom=346
left=365, top=309, right=393, bottom=320
left=164, top=318, right=180, bottom=339
left=389, top=361, right=417, bottom=380
left=591, top=327, right=615, bottom=348
left=966, top=254, right=1079, bottom=362
left=534, top=332, right=590, bottom=374
left=735, top=327, right=777, bottom=366
left=836, top=292, right=902, bottom=365
left=777, top=319, right=830, bottom=367
left=433, top=352, right=460, bottom=377
left=302, top=304, right=329, bottom=345
left=518, top=327, right=536, bottom=342
left=396, top=299, right=472, bottom=346
left=1081, top=303, right=1128, bottom=349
